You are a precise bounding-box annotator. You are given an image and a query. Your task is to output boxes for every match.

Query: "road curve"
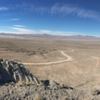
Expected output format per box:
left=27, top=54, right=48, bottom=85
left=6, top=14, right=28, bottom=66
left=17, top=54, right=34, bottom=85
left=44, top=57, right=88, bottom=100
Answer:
left=20, top=50, right=74, bottom=65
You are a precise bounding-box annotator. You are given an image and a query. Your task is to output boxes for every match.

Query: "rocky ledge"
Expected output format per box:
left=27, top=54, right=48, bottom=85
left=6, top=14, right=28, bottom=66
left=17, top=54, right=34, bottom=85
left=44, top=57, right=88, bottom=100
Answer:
left=0, top=59, right=100, bottom=100
left=0, top=59, right=39, bottom=85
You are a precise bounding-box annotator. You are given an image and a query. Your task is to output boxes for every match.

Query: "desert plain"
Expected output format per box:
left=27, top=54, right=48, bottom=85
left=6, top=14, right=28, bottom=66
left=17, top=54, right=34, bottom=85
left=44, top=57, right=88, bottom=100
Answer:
left=1, top=35, right=100, bottom=99
left=0, top=36, right=100, bottom=87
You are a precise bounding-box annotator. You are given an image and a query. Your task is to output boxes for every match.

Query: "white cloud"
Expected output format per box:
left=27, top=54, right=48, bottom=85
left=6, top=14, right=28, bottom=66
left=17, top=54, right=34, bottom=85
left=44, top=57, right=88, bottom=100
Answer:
left=40, top=30, right=51, bottom=33
left=4, top=18, right=20, bottom=21
left=12, top=27, right=36, bottom=34
left=3, top=3, right=100, bottom=20
left=1, top=3, right=100, bottom=20
left=0, top=7, right=8, bottom=10
left=0, top=26, right=83, bottom=35
left=11, top=18, right=20, bottom=21
left=40, top=30, right=82, bottom=35
left=50, top=4, right=100, bottom=20
left=14, top=25, right=26, bottom=27
left=16, top=3, right=100, bottom=20
left=1, top=25, right=37, bottom=34
left=0, top=31, right=20, bottom=34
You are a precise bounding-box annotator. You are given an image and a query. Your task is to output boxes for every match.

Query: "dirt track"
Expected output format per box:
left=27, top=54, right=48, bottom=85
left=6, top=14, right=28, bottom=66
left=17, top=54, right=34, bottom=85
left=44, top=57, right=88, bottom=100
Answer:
left=20, top=50, right=74, bottom=65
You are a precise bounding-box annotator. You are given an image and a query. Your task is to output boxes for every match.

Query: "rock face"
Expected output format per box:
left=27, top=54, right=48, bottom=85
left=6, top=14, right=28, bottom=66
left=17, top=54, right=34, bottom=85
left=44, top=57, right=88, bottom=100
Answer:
left=0, top=59, right=39, bottom=84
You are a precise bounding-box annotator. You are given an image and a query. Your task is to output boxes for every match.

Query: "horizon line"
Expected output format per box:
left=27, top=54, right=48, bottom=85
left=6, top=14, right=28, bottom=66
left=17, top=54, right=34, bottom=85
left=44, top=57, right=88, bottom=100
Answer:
left=0, top=32, right=99, bottom=38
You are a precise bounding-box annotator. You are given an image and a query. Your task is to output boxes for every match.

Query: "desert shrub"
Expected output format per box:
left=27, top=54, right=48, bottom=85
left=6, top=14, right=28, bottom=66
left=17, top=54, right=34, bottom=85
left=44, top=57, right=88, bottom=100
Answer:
left=91, top=89, right=100, bottom=95
left=4, top=83, right=9, bottom=86
left=34, top=94, right=46, bottom=100
left=25, top=82, right=33, bottom=86
left=18, top=81, right=34, bottom=86
left=18, top=81, right=26, bottom=86
left=38, top=82, right=46, bottom=90
left=9, top=82, right=15, bottom=86
left=62, top=96, right=72, bottom=100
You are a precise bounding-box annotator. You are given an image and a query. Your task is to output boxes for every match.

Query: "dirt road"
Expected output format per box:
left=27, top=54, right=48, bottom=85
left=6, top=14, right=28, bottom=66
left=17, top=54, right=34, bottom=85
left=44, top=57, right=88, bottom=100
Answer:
left=20, top=50, right=74, bottom=65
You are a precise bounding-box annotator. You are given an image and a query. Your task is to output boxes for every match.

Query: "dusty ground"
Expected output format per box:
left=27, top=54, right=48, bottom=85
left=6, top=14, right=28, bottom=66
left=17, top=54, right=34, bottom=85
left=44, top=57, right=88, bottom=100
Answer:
left=1, top=37, right=100, bottom=91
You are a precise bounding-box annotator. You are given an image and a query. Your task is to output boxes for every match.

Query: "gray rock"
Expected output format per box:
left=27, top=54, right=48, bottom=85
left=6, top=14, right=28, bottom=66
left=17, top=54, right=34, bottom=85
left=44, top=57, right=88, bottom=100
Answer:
left=0, top=59, right=39, bottom=85
left=91, top=89, right=100, bottom=95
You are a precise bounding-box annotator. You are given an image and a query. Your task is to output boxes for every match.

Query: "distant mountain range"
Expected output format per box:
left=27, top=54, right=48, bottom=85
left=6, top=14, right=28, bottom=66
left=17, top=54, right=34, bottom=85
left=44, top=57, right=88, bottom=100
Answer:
left=0, top=33, right=100, bottom=40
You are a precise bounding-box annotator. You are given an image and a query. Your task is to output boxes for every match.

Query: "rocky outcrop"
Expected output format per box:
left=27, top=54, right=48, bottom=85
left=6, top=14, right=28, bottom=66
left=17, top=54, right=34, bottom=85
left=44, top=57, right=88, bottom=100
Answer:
left=0, top=59, right=39, bottom=84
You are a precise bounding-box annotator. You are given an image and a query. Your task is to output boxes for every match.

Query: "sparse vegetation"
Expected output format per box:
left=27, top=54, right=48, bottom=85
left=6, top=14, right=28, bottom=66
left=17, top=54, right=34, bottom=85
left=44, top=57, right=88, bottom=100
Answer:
left=17, top=81, right=34, bottom=86
left=25, top=82, right=33, bottom=86
left=38, top=82, right=46, bottom=90
left=1, top=37, right=100, bottom=99
left=62, top=96, right=72, bottom=100
left=34, top=94, right=46, bottom=100
left=17, top=81, right=26, bottom=86
left=4, top=83, right=9, bottom=86
left=91, top=89, right=100, bottom=95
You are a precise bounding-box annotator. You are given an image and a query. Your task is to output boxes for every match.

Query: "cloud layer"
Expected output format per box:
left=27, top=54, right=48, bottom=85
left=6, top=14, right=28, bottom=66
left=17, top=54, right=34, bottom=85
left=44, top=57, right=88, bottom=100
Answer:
left=14, top=25, right=26, bottom=27
left=1, top=25, right=83, bottom=35
left=2, top=3, right=100, bottom=21
left=12, top=27, right=35, bottom=33
left=0, top=7, right=8, bottom=10
left=40, top=30, right=82, bottom=35
left=4, top=18, right=20, bottom=21
left=11, top=25, right=36, bottom=34
left=50, top=4, right=100, bottom=20
left=11, top=18, right=20, bottom=21
left=13, top=3, right=100, bottom=20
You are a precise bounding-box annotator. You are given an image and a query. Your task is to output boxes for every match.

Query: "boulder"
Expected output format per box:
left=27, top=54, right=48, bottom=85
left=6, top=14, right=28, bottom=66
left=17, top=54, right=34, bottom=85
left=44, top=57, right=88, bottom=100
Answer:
left=0, top=59, right=39, bottom=85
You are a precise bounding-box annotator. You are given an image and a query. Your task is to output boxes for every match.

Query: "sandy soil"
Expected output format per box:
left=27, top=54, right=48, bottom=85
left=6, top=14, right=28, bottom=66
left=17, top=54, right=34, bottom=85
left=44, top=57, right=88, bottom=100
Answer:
left=0, top=37, right=100, bottom=90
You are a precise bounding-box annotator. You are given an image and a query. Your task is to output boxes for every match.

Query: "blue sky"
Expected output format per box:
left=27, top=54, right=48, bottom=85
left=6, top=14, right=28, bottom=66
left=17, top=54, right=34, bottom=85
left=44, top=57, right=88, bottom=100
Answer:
left=0, top=0, right=100, bottom=36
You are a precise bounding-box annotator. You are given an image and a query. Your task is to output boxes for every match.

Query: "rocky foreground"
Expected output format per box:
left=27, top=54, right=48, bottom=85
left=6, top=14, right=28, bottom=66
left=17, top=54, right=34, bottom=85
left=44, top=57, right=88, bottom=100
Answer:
left=0, top=59, right=100, bottom=100
left=1, top=82, right=100, bottom=100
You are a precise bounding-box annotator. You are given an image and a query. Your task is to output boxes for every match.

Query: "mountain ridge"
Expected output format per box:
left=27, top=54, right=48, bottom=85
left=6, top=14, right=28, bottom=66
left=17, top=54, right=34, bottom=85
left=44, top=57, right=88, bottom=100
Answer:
left=0, top=33, right=100, bottom=40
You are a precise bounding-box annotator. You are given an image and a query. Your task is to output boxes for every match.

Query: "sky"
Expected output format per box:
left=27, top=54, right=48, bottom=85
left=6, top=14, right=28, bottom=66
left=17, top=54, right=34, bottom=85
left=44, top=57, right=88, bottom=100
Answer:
left=0, top=0, right=100, bottom=36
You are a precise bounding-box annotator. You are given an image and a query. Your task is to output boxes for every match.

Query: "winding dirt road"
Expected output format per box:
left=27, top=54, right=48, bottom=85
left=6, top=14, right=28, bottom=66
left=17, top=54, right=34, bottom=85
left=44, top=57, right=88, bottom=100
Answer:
left=20, top=50, right=74, bottom=65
